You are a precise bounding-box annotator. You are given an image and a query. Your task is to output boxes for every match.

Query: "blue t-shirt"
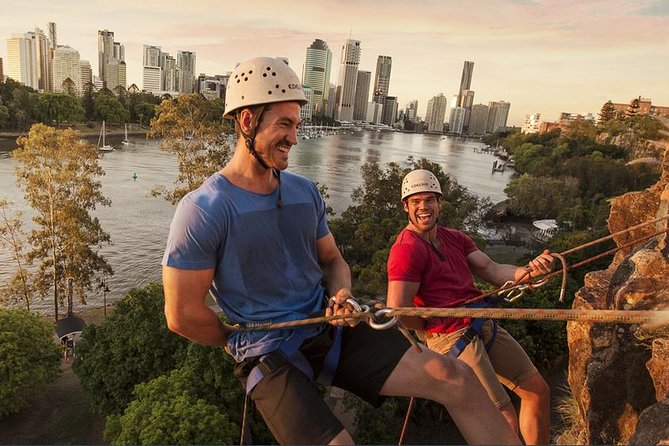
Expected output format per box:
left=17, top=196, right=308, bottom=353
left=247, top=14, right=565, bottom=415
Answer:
left=162, top=171, right=330, bottom=361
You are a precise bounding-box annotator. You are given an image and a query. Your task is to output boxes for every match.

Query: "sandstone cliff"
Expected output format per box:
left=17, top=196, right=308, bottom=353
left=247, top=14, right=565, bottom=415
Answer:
left=567, top=144, right=669, bottom=445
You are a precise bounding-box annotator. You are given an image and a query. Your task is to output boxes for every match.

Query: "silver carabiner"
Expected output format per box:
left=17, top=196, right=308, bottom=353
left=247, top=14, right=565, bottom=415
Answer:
left=368, top=308, right=398, bottom=330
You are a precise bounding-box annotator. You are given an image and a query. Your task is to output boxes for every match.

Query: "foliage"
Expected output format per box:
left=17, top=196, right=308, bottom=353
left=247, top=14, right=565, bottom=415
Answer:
left=505, top=174, right=581, bottom=220
left=149, top=94, right=233, bottom=204
left=104, top=368, right=238, bottom=445
left=0, top=308, right=61, bottom=418
left=13, top=124, right=113, bottom=320
left=0, top=200, right=34, bottom=309
left=94, top=93, right=130, bottom=124
left=73, top=283, right=190, bottom=416
left=599, top=100, right=616, bottom=123
left=0, top=79, right=39, bottom=131
left=105, top=343, right=275, bottom=445
left=329, top=158, right=489, bottom=297
left=37, top=93, right=84, bottom=125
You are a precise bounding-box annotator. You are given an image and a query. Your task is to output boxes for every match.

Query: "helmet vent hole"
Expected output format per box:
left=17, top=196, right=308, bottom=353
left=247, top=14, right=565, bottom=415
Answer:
left=268, top=91, right=272, bottom=95
left=282, top=89, right=286, bottom=93
left=244, top=77, right=248, bottom=81
left=248, top=70, right=253, bottom=74
left=236, top=80, right=240, bottom=83
left=272, top=72, right=276, bottom=76
left=275, top=84, right=279, bottom=88
left=263, top=73, right=267, bottom=77
left=241, top=95, right=245, bottom=99
left=266, top=66, right=271, bottom=70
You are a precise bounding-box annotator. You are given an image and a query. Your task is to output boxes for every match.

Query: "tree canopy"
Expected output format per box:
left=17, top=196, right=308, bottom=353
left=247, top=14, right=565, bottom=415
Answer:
left=13, top=124, right=112, bottom=320
left=0, top=199, right=33, bottom=309
left=37, top=93, right=85, bottom=126
left=0, top=308, right=61, bottom=418
left=73, top=283, right=190, bottom=416
left=148, top=94, right=232, bottom=204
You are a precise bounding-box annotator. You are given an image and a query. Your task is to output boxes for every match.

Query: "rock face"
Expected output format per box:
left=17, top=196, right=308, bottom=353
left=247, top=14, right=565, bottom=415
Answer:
left=567, top=146, right=669, bottom=445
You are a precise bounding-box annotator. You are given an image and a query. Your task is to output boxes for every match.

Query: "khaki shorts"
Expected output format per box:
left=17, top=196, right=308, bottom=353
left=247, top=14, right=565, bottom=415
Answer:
left=424, top=319, right=538, bottom=408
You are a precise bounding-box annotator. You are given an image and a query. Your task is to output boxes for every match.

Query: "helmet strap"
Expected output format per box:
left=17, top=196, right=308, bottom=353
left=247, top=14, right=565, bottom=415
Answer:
left=238, top=105, right=270, bottom=170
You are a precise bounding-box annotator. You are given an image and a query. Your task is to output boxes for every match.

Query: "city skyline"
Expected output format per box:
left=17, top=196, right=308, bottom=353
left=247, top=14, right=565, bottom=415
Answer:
left=1, top=0, right=668, bottom=126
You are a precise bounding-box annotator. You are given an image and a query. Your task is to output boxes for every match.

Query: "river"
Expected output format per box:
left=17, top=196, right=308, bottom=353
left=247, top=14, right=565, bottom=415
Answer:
left=0, top=131, right=513, bottom=314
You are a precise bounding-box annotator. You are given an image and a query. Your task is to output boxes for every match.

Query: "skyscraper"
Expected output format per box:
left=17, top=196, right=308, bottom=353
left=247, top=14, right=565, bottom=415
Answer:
left=80, top=60, right=92, bottom=87
left=98, top=30, right=125, bottom=89
left=456, top=61, right=475, bottom=130
left=302, top=39, right=332, bottom=117
left=6, top=34, right=35, bottom=88
left=143, top=45, right=163, bottom=94
left=177, top=51, right=196, bottom=93
left=425, top=93, right=447, bottom=133
left=48, top=22, right=57, bottom=48
left=52, top=45, right=82, bottom=94
left=468, top=104, right=489, bottom=135
left=353, top=70, right=371, bottom=122
left=336, top=39, right=361, bottom=122
left=381, top=96, right=398, bottom=125
left=373, top=55, right=392, bottom=104
left=405, top=100, right=419, bottom=123
left=487, top=101, right=511, bottom=133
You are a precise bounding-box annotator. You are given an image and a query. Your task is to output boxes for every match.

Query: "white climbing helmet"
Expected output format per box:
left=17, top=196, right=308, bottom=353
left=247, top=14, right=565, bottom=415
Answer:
left=223, top=57, right=308, bottom=119
left=401, top=169, right=443, bottom=201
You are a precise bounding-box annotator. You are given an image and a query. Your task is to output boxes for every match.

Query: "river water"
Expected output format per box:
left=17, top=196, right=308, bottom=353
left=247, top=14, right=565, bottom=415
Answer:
left=0, top=131, right=513, bottom=314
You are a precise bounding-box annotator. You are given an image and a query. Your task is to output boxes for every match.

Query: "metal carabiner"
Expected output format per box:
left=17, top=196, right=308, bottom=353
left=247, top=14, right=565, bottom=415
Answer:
left=368, top=308, right=398, bottom=330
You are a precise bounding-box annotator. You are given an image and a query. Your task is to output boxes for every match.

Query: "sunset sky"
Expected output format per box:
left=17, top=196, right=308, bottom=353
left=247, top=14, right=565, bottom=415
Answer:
left=1, top=0, right=668, bottom=125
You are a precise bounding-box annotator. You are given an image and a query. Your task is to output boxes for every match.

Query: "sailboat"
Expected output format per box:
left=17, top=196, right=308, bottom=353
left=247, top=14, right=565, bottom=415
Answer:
left=121, top=123, right=129, bottom=146
left=98, top=121, right=114, bottom=152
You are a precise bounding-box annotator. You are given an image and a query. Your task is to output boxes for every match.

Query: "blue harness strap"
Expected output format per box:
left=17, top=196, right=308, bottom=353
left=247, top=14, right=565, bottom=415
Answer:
left=447, top=300, right=498, bottom=358
left=244, top=325, right=343, bottom=395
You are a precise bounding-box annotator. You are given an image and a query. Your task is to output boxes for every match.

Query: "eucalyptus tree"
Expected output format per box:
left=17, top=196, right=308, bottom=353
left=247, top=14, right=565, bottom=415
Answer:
left=0, top=199, right=34, bottom=309
left=12, top=124, right=112, bottom=320
left=149, top=93, right=233, bottom=204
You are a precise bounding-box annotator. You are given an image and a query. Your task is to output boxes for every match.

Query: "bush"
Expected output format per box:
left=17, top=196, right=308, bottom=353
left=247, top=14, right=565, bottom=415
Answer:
left=0, top=308, right=61, bottom=418
left=73, top=283, right=189, bottom=415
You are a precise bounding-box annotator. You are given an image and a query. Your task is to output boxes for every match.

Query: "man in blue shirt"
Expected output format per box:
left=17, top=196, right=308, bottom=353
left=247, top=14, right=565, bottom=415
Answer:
left=162, top=56, right=519, bottom=445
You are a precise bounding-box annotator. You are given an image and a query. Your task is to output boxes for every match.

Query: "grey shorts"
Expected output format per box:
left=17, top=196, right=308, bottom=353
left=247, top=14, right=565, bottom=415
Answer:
left=425, top=319, right=538, bottom=408
left=237, top=324, right=411, bottom=444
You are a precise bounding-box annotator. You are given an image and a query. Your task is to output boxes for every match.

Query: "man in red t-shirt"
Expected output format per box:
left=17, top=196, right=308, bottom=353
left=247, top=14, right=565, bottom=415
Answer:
left=387, top=169, right=554, bottom=445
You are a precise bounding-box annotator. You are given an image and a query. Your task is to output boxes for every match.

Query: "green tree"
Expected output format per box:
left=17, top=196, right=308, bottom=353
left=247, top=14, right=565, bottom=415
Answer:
left=13, top=124, right=112, bottom=320
left=149, top=93, right=233, bottom=204
left=37, top=93, right=85, bottom=126
left=0, top=308, right=61, bottom=418
left=599, top=100, right=616, bottom=123
left=0, top=200, right=34, bottom=309
left=81, top=82, right=95, bottom=121
left=73, top=283, right=190, bottom=415
left=505, top=174, right=581, bottom=220
left=104, top=368, right=238, bottom=445
left=94, top=93, right=130, bottom=124
left=0, top=101, right=10, bottom=130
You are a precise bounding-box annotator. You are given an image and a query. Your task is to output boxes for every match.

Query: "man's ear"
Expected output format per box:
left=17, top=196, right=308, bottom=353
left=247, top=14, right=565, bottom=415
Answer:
left=402, top=200, right=408, bottom=212
left=237, top=108, right=255, bottom=134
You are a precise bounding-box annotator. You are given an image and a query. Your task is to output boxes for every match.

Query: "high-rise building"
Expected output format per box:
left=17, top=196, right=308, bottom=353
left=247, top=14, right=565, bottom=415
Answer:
left=366, top=101, right=383, bottom=124
left=461, top=89, right=475, bottom=129
left=336, top=39, right=361, bottom=122
left=48, top=22, right=57, bottom=48
left=522, top=113, right=542, bottom=134
left=381, top=96, right=398, bottom=125
left=449, top=107, right=466, bottom=134
left=143, top=45, right=163, bottom=94
left=405, top=100, right=418, bottom=123
left=7, top=33, right=36, bottom=88
left=52, top=45, right=82, bottom=94
left=98, top=30, right=125, bottom=89
left=177, top=51, right=196, bottom=93
left=302, top=39, right=332, bottom=117
left=425, top=94, right=447, bottom=133
left=458, top=61, right=474, bottom=99
left=80, top=60, right=92, bottom=87
left=32, top=28, right=52, bottom=92
left=487, top=101, right=511, bottom=133
left=300, top=86, right=314, bottom=121
left=163, top=54, right=177, bottom=92
left=325, top=83, right=337, bottom=118
left=353, top=70, right=371, bottom=121
left=468, top=104, right=489, bottom=135
left=373, top=55, right=392, bottom=104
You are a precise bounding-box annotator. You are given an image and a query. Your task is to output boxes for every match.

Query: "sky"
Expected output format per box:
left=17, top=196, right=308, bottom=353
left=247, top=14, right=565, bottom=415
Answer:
left=1, top=0, right=668, bottom=126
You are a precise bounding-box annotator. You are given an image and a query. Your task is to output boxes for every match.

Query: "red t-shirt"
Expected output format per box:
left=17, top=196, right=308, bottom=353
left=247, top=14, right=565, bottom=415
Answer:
left=387, top=227, right=481, bottom=334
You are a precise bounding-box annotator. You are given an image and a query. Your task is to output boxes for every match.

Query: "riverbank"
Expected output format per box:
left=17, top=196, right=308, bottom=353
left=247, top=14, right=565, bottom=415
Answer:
left=0, top=124, right=149, bottom=151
